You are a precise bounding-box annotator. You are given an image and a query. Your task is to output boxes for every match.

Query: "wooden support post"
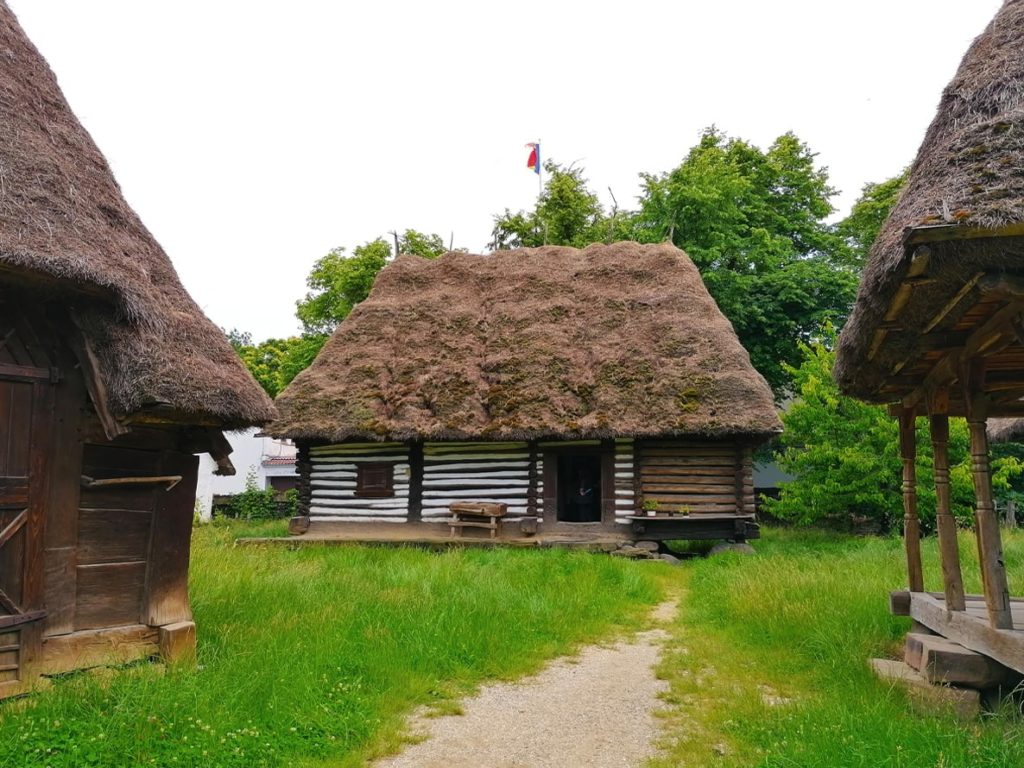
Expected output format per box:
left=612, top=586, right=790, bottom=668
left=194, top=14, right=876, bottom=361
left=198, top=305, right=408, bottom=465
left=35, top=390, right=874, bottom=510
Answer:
left=965, top=393, right=1013, bottom=629
left=898, top=412, right=925, bottom=592
left=929, top=414, right=967, bottom=611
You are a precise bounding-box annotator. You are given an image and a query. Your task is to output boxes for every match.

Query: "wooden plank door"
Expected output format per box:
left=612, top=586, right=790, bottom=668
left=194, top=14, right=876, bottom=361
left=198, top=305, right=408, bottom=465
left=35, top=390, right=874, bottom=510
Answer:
left=0, top=366, right=53, bottom=698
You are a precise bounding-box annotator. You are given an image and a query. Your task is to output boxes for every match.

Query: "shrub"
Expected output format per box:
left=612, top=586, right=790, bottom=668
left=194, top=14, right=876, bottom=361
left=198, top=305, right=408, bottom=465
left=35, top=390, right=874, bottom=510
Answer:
left=225, top=468, right=280, bottom=521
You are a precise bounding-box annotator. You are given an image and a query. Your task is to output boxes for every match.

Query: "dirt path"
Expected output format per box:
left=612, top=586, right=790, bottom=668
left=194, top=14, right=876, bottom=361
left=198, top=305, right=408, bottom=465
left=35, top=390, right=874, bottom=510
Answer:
left=375, top=600, right=678, bottom=768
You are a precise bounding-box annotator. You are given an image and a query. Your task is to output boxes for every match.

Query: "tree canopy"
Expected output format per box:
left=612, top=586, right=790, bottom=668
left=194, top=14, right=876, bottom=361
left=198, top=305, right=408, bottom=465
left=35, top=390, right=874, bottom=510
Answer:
left=765, top=325, right=1023, bottom=529
left=632, top=128, right=859, bottom=393
left=835, top=171, right=908, bottom=269
left=491, top=162, right=609, bottom=250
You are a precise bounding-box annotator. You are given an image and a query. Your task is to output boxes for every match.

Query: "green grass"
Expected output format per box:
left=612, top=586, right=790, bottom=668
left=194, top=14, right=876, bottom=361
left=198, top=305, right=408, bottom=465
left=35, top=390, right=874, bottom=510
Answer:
left=651, top=527, right=1024, bottom=767
left=0, top=524, right=661, bottom=768
left=7, top=524, right=1024, bottom=767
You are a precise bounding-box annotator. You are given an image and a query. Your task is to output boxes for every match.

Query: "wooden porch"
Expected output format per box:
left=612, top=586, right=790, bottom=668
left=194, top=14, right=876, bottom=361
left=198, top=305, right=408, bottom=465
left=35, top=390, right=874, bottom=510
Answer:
left=892, top=591, right=1024, bottom=675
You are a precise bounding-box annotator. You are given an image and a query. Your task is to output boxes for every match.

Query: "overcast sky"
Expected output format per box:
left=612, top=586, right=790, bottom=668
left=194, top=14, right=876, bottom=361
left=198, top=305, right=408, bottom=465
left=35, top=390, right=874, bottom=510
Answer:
left=8, top=0, right=1005, bottom=341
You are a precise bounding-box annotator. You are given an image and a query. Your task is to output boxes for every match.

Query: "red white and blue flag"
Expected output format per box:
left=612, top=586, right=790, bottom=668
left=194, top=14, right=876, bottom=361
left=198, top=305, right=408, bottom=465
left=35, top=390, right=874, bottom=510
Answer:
left=525, top=142, right=540, bottom=174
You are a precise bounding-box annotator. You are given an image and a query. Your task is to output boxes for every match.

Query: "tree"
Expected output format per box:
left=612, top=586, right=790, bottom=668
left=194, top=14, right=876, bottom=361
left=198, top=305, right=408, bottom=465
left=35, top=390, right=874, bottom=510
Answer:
left=295, top=239, right=391, bottom=336
left=764, top=325, right=1022, bottom=529
left=230, top=334, right=327, bottom=398
left=491, top=162, right=611, bottom=249
left=835, top=171, right=908, bottom=269
left=398, top=229, right=447, bottom=259
left=633, top=128, right=859, bottom=393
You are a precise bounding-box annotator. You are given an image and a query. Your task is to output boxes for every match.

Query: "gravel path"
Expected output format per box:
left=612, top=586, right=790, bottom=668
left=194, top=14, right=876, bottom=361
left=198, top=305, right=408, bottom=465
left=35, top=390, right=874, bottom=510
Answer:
left=375, top=600, right=677, bottom=768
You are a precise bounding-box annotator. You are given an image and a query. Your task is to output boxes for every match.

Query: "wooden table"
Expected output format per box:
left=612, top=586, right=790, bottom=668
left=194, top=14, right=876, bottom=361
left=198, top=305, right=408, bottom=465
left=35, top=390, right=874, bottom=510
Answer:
left=449, top=502, right=507, bottom=539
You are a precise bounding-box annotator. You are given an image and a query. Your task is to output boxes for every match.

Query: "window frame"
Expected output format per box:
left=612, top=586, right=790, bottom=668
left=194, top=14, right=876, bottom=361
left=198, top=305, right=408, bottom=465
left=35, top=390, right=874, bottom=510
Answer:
left=355, top=462, right=395, bottom=498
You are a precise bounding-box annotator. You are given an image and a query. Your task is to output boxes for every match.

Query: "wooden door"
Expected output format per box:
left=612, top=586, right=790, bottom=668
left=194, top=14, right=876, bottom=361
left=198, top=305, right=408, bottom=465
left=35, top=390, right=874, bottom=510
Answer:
left=0, top=366, right=52, bottom=698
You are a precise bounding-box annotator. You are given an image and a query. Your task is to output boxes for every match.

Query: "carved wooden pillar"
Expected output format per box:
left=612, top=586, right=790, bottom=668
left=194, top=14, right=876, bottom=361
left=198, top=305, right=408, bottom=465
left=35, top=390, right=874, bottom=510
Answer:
left=898, top=412, right=924, bottom=592
left=929, top=414, right=966, bottom=611
left=965, top=394, right=1013, bottom=629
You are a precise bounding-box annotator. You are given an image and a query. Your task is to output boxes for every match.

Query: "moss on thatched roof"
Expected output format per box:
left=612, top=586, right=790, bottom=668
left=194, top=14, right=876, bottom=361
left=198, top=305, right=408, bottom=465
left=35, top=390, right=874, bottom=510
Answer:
left=0, top=4, right=273, bottom=427
left=271, top=242, right=781, bottom=442
left=836, top=0, right=1024, bottom=397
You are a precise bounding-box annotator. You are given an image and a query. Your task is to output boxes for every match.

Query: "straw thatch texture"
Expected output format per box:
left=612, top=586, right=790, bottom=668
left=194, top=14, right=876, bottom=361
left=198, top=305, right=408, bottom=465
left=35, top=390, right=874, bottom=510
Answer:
left=272, top=242, right=781, bottom=442
left=835, top=0, right=1024, bottom=396
left=0, top=4, right=273, bottom=426
left=988, top=418, right=1024, bottom=443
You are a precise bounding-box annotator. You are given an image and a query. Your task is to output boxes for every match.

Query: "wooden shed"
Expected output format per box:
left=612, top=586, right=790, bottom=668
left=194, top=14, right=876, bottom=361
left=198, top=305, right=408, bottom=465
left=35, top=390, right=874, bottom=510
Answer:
left=834, top=0, right=1024, bottom=680
left=271, top=242, right=781, bottom=543
left=0, top=5, right=275, bottom=699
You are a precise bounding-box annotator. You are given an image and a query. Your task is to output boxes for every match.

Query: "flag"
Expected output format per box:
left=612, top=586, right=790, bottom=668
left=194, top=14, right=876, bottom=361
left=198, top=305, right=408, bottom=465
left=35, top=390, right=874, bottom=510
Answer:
left=525, top=142, right=540, bottom=174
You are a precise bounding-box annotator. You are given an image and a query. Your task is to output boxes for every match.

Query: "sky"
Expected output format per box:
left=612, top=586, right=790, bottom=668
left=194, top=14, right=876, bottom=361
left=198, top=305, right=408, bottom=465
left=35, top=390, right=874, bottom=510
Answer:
left=8, top=0, right=1006, bottom=341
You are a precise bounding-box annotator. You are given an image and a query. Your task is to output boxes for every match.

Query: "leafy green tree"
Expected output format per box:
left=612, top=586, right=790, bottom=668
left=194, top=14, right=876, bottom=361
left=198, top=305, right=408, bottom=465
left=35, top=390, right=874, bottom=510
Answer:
left=398, top=229, right=447, bottom=259
left=231, top=334, right=327, bottom=397
left=835, top=171, right=908, bottom=268
left=634, top=128, right=859, bottom=393
left=295, top=239, right=391, bottom=336
left=491, top=162, right=611, bottom=249
left=765, top=325, right=1022, bottom=529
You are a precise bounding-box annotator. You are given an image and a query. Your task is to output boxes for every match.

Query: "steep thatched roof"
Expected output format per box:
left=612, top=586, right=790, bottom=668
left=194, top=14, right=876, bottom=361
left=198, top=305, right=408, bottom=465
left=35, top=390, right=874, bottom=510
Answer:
left=835, top=0, right=1024, bottom=397
left=271, top=242, right=781, bottom=442
left=0, top=4, right=273, bottom=427
left=988, top=418, right=1024, bottom=443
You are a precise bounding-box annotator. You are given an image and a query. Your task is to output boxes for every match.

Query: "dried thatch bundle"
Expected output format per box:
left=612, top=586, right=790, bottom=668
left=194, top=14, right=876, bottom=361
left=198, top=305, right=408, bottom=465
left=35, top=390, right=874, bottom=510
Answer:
left=272, top=242, right=781, bottom=442
left=0, top=4, right=273, bottom=426
left=835, top=0, right=1024, bottom=397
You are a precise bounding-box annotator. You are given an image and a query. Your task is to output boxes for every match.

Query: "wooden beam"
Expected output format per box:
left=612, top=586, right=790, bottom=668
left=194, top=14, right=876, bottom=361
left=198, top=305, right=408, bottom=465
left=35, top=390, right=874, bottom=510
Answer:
left=963, top=386, right=1014, bottom=630
left=867, top=247, right=932, bottom=361
left=929, top=413, right=967, bottom=611
left=923, top=273, right=984, bottom=334
left=905, top=221, right=1024, bottom=246
left=66, top=311, right=129, bottom=441
left=903, top=301, right=1024, bottom=412
left=898, top=411, right=924, bottom=592
left=908, top=593, right=1024, bottom=674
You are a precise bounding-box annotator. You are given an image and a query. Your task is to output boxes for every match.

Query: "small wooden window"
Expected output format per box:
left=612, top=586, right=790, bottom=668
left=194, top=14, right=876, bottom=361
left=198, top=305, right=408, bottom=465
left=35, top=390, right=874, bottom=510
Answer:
left=355, top=463, right=394, bottom=497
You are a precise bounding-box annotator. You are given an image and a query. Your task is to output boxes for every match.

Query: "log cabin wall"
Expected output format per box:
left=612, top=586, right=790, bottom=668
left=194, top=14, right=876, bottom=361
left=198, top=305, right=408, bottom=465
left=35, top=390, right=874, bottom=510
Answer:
left=308, top=443, right=411, bottom=523
left=614, top=438, right=637, bottom=523
left=422, top=442, right=530, bottom=521
left=636, top=439, right=751, bottom=514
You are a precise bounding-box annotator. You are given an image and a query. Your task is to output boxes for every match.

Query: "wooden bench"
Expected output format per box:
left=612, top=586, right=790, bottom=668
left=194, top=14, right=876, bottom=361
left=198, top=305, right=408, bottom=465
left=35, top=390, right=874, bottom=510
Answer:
left=449, top=502, right=507, bottom=539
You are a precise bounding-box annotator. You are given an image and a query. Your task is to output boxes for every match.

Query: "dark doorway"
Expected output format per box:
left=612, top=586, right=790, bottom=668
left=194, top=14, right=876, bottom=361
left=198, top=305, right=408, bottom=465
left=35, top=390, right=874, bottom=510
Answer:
left=557, top=454, right=602, bottom=523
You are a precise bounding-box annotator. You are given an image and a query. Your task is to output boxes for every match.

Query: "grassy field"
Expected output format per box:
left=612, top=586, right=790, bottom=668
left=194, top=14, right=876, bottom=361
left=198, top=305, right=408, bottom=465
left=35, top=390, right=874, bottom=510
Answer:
left=0, top=523, right=661, bottom=768
left=653, top=528, right=1024, bottom=767
left=2, top=525, right=1023, bottom=767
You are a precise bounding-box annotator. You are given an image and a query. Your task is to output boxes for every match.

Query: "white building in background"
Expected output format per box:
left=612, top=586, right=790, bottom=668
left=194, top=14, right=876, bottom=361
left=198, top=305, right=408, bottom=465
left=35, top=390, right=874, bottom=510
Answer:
left=194, top=428, right=297, bottom=521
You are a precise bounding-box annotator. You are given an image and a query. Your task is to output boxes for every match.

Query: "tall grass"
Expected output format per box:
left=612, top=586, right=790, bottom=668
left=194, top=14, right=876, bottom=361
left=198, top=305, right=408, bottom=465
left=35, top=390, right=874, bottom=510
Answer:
left=653, top=528, right=1024, bottom=767
left=0, top=525, right=661, bottom=768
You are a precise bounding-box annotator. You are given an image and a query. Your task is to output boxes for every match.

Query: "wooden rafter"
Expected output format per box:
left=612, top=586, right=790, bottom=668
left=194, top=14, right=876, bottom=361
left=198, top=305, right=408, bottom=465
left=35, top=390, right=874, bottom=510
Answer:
left=66, top=310, right=129, bottom=441
left=902, top=301, right=1024, bottom=411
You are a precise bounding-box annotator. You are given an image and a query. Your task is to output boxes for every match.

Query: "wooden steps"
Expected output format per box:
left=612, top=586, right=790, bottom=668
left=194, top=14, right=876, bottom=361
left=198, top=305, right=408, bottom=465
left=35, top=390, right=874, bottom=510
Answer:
left=903, top=631, right=1017, bottom=688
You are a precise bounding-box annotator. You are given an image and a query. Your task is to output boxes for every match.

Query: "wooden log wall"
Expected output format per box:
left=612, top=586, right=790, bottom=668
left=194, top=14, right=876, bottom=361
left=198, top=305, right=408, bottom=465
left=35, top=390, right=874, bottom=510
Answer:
left=614, top=439, right=636, bottom=523
left=421, top=442, right=530, bottom=519
left=637, top=439, right=747, bottom=514
left=75, top=445, right=162, bottom=630
left=308, top=443, right=411, bottom=522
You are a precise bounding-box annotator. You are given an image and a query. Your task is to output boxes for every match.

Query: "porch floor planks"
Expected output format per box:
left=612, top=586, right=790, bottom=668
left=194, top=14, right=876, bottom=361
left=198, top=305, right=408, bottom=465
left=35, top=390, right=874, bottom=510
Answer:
left=904, top=592, right=1024, bottom=674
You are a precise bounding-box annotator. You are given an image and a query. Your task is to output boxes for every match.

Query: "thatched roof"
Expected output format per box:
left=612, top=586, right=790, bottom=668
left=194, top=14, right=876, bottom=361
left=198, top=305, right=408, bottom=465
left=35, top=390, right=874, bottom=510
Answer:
left=0, top=4, right=273, bottom=427
left=835, top=0, right=1024, bottom=397
left=271, top=242, right=781, bottom=442
left=988, top=418, right=1024, bottom=443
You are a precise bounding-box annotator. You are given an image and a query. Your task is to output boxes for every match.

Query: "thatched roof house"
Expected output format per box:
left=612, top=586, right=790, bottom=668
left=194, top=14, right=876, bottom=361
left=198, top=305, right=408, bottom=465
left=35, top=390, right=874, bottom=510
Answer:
left=0, top=2, right=272, bottom=699
left=834, top=0, right=1024, bottom=675
left=0, top=5, right=273, bottom=429
left=835, top=0, right=1024, bottom=405
left=273, top=242, right=779, bottom=543
left=274, top=242, right=780, bottom=441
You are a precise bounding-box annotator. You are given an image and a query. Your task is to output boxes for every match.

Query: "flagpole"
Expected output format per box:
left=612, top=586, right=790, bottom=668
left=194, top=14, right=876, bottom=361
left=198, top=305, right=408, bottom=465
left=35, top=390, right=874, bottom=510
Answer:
left=537, top=138, right=542, bottom=199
